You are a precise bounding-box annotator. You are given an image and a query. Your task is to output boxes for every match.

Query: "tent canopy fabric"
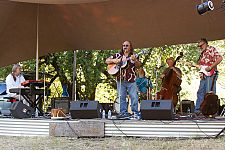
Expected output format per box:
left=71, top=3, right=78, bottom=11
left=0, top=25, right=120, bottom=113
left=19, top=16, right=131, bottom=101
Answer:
left=10, top=0, right=109, bottom=4
left=0, top=0, right=225, bottom=67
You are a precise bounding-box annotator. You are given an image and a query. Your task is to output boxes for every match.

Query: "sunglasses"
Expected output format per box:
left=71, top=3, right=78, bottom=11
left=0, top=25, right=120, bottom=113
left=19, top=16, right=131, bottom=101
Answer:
left=198, top=43, right=205, bottom=48
left=123, top=45, right=130, bottom=47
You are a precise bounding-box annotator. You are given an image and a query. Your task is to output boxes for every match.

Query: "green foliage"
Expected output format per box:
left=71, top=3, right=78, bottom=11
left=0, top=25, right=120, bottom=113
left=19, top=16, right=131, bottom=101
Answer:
left=0, top=66, right=12, bottom=81
left=136, top=44, right=200, bottom=93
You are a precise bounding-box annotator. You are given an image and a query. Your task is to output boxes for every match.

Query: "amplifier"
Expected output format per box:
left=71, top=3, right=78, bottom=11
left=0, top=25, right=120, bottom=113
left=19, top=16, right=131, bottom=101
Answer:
left=180, top=100, right=195, bottom=114
left=51, top=97, right=70, bottom=114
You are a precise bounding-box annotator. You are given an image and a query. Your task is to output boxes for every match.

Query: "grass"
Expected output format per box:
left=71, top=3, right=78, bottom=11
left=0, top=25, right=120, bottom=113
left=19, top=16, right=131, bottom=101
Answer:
left=0, top=136, right=225, bottom=150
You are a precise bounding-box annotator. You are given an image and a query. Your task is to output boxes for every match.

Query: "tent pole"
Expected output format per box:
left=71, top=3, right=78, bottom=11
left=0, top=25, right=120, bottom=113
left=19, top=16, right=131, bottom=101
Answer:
left=34, top=4, right=39, bottom=117
left=36, top=4, right=39, bottom=80
left=72, top=50, right=77, bottom=101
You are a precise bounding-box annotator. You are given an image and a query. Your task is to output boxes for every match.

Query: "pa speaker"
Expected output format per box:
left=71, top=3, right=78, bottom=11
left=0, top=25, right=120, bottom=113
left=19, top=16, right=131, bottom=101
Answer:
left=70, top=101, right=101, bottom=119
left=140, top=100, right=174, bottom=120
left=10, top=101, right=35, bottom=119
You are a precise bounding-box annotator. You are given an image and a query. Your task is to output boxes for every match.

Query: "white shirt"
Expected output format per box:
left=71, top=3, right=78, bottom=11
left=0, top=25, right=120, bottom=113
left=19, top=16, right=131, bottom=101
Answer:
left=5, top=73, right=25, bottom=96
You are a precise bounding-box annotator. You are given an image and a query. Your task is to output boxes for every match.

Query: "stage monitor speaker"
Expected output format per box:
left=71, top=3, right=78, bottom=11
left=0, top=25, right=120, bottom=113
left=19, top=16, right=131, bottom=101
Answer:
left=70, top=101, right=101, bottom=119
left=10, top=101, right=35, bottom=119
left=140, top=100, right=174, bottom=120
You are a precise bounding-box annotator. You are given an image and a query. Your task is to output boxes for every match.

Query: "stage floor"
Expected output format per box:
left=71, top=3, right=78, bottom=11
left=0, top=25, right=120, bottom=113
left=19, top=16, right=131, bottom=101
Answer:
left=0, top=117, right=224, bottom=138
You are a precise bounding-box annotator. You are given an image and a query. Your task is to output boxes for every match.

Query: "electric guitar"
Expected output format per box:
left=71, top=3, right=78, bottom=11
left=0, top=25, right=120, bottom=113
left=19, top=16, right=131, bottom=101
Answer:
left=198, top=65, right=215, bottom=77
left=183, top=62, right=215, bottom=76
left=107, top=49, right=148, bottom=75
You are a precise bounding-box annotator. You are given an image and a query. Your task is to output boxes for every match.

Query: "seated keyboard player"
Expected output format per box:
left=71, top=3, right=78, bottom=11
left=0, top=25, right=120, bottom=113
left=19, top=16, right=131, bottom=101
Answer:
left=5, top=64, right=28, bottom=105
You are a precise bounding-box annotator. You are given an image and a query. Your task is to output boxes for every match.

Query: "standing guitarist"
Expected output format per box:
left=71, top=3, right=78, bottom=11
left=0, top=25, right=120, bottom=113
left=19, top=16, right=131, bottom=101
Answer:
left=195, top=38, right=223, bottom=114
left=105, top=41, right=141, bottom=119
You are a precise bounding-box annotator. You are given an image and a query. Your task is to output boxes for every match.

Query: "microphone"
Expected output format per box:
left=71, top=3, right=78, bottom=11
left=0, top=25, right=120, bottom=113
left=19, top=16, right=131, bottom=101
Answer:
left=19, top=72, right=24, bottom=77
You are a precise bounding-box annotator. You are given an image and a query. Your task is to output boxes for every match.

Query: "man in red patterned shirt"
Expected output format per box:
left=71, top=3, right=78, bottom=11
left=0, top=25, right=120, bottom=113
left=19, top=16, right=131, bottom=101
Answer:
left=195, top=38, right=223, bottom=113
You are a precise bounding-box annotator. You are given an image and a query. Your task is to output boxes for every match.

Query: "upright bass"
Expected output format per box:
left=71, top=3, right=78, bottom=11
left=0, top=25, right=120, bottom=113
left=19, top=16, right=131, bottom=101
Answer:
left=156, top=52, right=183, bottom=107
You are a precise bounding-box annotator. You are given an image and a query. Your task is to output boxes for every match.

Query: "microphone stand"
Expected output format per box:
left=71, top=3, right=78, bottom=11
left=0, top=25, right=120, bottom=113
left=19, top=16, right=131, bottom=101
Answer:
left=154, top=66, right=161, bottom=95
left=154, top=65, right=164, bottom=99
left=154, top=67, right=158, bottom=95
left=146, top=76, right=151, bottom=100
left=118, top=56, right=123, bottom=115
left=18, top=74, right=21, bottom=102
left=35, top=69, right=46, bottom=117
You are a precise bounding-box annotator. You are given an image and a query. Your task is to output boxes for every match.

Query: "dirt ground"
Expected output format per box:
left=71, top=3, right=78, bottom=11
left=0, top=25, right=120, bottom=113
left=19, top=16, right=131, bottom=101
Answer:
left=0, top=136, right=225, bottom=150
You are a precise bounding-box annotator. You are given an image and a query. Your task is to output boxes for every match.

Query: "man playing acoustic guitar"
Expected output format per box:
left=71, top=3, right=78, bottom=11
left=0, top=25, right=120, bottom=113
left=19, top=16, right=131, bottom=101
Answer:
left=195, top=38, right=223, bottom=114
left=105, top=41, right=141, bottom=119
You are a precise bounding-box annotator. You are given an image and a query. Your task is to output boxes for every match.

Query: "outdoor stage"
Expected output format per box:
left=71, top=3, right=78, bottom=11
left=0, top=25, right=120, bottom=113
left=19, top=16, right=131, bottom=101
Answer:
left=0, top=117, right=224, bottom=138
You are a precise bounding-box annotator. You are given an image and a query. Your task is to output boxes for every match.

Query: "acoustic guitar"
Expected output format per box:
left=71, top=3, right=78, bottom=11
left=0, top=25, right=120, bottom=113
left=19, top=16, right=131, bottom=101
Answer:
left=107, top=49, right=148, bottom=75
left=200, top=72, right=219, bottom=116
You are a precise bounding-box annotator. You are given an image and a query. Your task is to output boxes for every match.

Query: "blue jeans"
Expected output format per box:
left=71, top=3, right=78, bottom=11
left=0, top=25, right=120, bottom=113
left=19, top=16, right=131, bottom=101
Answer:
left=195, top=74, right=218, bottom=112
left=117, top=80, right=139, bottom=114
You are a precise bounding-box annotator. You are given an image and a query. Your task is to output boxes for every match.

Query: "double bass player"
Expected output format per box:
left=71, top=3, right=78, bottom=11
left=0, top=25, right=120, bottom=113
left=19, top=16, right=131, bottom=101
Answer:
left=157, top=57, right=182, bottom=107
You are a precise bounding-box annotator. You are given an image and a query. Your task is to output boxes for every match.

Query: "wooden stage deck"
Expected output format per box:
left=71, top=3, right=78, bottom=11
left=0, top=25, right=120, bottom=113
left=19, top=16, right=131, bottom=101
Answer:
left=0, top=117, right=224, bottom=138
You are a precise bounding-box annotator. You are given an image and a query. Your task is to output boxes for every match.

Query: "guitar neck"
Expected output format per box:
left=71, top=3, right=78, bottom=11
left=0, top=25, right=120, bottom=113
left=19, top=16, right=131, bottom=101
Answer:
left=181, top=61, right=200, bottom=68
left=121, top=53, right=140, bottom=60
left=191, top=64, right=200, bottom=68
